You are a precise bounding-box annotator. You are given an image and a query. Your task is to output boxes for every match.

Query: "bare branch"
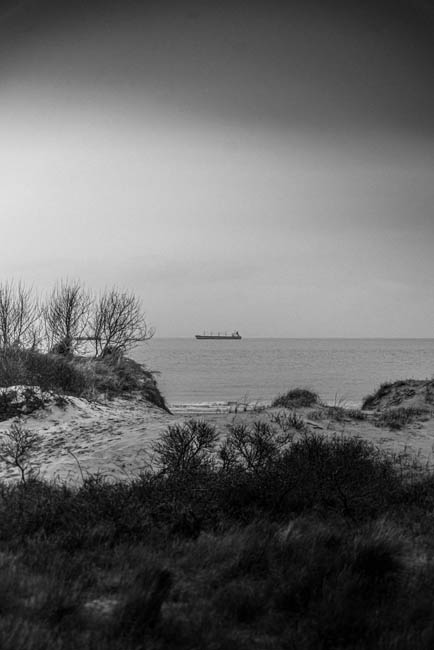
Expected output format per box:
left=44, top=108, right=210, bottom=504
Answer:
left=87, top=288, right=154, bottom=358
left=0, top=281, right=40, bottom=350
left=0, top=422, right=42, bottom=483
left=43, top=280, right=91, bottom=355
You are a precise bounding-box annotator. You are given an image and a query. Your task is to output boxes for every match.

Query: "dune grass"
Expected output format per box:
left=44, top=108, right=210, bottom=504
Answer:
left=362, top=379, right=434, bottom=412
left=0, top=348, right=169, bottom=416
left=271, top=388, right=319, bottom=409
left=374, top=406, right=430, bottom=430
left=0, top=418, right=433, bottom=648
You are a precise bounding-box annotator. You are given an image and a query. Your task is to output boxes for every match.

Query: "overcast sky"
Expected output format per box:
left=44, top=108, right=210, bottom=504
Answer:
left=1, top=0, right=433, bottom=337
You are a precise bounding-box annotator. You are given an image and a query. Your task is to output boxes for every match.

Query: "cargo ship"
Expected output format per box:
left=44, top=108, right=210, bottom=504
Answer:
left=195, top=331, right=241, bottom=340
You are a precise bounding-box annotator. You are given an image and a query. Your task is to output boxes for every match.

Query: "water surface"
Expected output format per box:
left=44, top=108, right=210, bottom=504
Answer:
left=133, top=338, right=434, bottom=410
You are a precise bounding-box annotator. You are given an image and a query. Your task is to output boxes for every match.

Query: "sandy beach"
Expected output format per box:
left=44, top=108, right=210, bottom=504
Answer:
left=0, top=395, right=175, bottom=483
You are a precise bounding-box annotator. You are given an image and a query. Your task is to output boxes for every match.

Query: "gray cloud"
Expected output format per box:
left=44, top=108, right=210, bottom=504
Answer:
left=0, top=0, right=433, bottom=336
left=1, top=0, right=433, bottom=135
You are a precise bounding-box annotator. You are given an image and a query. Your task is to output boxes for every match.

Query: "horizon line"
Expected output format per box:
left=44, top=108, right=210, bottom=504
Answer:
left=149, top=336, right=434, bottom=340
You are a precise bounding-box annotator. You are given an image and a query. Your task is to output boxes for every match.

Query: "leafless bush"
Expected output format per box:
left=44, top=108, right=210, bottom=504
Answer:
left=43, top=280, right=91, bottom=355
left=0, top=281, right=40, bottom=350
left=152, top=420, right=218, bottom=475
left=0, top=422, right=42, bottom=482
left=220, top=421, right=293, bottom=473
left=0, top=280, right=156, bottom=364
left=88, top=288, right=154, bottom=358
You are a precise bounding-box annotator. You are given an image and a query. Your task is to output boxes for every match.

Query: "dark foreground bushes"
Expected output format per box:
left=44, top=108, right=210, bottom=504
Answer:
left=0, top=421, right=434, bottom=648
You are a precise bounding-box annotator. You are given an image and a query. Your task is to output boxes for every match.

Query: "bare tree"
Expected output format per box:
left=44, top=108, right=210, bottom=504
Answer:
left=88, top=288, right=154, bottom=358
left=0, top=281, right=40, bottom=350
left=43, top=280, right=91, bottom=355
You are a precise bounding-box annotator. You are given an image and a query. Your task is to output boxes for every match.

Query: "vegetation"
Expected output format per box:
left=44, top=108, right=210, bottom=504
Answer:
left=374, top=406, right=429, bottom=430
left=0, top=422, right=42, bottom=482
left=346, top=407, right=368, bottom=420
left=362, top=381, right=403, bottom=410
left=0, top=279, right=166, bottom=411
left=43, top=280, right=91, bottom=355
left=270, top=409, right=307, bottom=432
left=1, top=280, right=433, bottom=647
left=0, top=349, right=168, bottom=414
left=88, top=287, right=154, bottom=358
left=0, top=280, right=40, bottom=350
left=309, top=405, right=368, bottom=422
left=0, top=279, right=154, bottom=359
left=272, top=388, right=319, bottom=409
left=362, top=379, right=434, bottom=411
left=0, top=421, right=432, bottom=648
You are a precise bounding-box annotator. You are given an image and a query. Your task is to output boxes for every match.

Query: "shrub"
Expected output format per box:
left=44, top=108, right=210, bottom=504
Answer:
left=219, top=421, right=292, bottom=473
left=25, top=351, right=88, bottom=394
left=274, top=433, right=401, bottom=519
left=272, top=389, right=318, bottom=409
left=152, top=420, right=218, bottom=475
left=0, top=347, right=28, bottom=386
left=0, top=422, right=42, bottom=482
left=270, top=410, right=307, bottom=433
left=0, top=348, right=87, bottom=395
left=268, top=518, right=406, bottom=649
left=75, top=356, right=169, bottom=409
left=0, top=348, right=168, bottom=411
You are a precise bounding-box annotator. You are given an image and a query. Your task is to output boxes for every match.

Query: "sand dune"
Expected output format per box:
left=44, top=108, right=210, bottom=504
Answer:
left=0, top=395, right=175, bottom=484
left=1, top=389, right=433, bottom=484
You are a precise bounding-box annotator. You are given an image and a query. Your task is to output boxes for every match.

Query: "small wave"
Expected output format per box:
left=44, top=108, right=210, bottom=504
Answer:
left=170, top=398, right=364, bottom=414
left=170, top=400, right=271, bottom=414
left=323, top=399, right=363, bottom=410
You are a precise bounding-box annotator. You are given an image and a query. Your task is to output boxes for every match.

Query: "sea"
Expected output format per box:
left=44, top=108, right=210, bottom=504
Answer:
left=133, top=338, right=434, bottom=413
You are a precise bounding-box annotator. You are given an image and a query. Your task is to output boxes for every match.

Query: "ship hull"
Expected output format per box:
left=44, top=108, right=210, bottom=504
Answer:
left=195, top=335, right=241, bottom=340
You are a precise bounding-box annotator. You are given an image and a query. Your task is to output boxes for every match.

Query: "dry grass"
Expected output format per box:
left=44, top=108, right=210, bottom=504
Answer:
left=374, top=407, right=430, bottom=430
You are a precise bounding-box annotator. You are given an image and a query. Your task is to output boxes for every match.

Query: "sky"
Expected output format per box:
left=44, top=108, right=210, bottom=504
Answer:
left=0, top=0, right=433, bottom=337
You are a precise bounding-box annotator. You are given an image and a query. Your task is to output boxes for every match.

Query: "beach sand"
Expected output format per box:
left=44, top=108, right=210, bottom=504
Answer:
left=0, top=395, right=176, bottom=483
left=0, top=391, right=433, bottom=484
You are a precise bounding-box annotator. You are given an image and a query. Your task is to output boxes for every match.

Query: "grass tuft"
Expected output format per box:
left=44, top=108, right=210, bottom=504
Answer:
left=374, top=407, right=429, bottom=430
left=272, top=388, right=319, bottom=409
